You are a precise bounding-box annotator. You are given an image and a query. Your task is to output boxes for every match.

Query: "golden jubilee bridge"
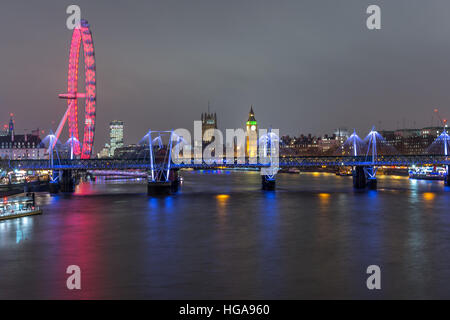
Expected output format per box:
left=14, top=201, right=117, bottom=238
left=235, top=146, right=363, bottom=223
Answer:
left=4, top=154, right=450, bottom=170
left=2, top=154, right=450, bottom=194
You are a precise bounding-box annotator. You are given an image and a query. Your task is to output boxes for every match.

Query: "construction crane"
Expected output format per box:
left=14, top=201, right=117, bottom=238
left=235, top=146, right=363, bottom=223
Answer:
left=433, top=109, right=448, bottom=128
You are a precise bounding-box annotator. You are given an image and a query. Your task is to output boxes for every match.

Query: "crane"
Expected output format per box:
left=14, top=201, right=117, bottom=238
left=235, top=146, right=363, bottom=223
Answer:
left=433, top=108, right=448, bottom=128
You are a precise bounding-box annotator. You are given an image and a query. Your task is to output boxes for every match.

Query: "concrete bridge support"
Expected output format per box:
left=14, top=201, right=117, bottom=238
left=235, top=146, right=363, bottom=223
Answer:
left=445, top=166, right=450, bottom=187
left=365, top=167, right=377, bottom=190
left=445, top=175, right=450, bottom=186
left=60, top=170, right=75, bottom=193
left=49, top=182, right=60, bottom=194
left=353, top=166, right=366, bottom=189
left=366, top=176, right=377, bottom=190
left=262, top=175, right=276, bottom=191
left=147, top=169, right=180, bottom=195
left=49, top=170, right=60, bottom=194
left=353, top=166, right=377, bottom=190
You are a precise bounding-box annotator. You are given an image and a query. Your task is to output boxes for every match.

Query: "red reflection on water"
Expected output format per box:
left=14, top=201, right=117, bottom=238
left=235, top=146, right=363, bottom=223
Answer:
left=46, top=194, right=106, bottom=299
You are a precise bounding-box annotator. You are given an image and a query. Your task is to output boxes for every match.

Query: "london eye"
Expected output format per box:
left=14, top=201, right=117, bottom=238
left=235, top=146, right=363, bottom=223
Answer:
left=56, top=19, right=96, bottom=159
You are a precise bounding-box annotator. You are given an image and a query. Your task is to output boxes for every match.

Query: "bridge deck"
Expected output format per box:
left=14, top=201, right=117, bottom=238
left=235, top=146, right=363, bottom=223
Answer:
left=1, top=155, right=449, bottom=170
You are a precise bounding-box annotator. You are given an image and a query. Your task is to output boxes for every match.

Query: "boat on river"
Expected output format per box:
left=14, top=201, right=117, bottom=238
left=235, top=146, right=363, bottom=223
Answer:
left=0, top=193, right=42, bottom=221
left=409, top=166, right=445, bottom=181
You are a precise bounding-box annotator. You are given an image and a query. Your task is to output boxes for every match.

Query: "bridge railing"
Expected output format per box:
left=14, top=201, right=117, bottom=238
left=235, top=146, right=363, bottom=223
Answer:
left=1, top=154, right=449, bottom=170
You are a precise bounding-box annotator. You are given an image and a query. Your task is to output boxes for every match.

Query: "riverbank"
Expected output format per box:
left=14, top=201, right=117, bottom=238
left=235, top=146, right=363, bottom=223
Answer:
left=0, top=181, right=49, bottom=197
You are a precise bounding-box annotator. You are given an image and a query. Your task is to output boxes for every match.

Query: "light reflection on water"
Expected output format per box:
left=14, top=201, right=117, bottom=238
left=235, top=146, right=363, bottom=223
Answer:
left=0, top=171, right=450, bottom=299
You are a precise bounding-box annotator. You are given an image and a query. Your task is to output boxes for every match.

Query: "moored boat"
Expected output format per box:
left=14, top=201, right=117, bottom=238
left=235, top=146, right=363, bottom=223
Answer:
left=0, top=193, right=42, bottom=221
left=409, top=166, right=445, bottom=181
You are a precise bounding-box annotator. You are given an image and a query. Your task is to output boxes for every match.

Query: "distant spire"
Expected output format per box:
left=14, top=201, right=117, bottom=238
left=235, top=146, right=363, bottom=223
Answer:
left=8, top=114, right=14, bottom=137
left=247, top=105, right=256, bottom=122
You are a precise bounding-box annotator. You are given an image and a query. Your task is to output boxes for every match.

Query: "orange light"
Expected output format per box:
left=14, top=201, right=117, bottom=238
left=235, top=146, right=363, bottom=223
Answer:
left=423, top=192, right=435, bottom=201
left=216, top=194, right=230, bottom=200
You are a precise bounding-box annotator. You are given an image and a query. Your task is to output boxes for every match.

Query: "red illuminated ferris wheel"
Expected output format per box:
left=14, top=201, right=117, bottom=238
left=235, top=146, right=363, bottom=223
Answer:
left=56, top=19, right=96, bottom=159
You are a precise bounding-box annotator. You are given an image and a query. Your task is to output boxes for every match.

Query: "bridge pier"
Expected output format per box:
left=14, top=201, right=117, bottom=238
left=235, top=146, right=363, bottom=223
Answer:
left=365, top=167, right=377, bottom=190
left=353, top=166, right=366, bottom=189
left=353, top=166, right=377, bottom=190
left=366, top=177, right=377, bottom=190
left=60, top=170, right=75, bottom=193
left=48, top=170, right=60, bottom=194
left=445, top=166, right=450, bottom=187
left=49, top=182, right=60, bottom=194
left=262, top=175, right=276, bottom=191
left=147, top=169, right=180, bottom=195
left=170, top=169, right=180, bottom=192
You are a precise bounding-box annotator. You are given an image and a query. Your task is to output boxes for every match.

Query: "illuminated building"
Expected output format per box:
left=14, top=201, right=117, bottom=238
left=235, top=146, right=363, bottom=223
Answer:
left=379, top=126, right=443, bottom=155
left=113, top=144, right=148, bottom=159
left=0, top=115, right=45, bottom=159
left=246, top=106, right=258, bottom=158
left=334, top=128, right=350, bottom=144
left=97, top=143, right=110, bottom=159
left=201, top=111, right=217, bottom=143
left=109, top=120, right=124, bottom=157
left=318, top=134, right=339, bottom=153
left=8, top=116, right=14, bottom=136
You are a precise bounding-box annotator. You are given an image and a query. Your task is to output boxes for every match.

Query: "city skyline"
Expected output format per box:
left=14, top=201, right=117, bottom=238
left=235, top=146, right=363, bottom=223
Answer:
left=2, top=109, right=449, bottom=152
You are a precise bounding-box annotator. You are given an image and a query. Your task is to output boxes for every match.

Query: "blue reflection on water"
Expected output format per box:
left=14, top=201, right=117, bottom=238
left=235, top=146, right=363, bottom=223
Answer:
left=148, top=197, right=159, bottom=212
left=16, top=229, right=23, bottom=244
left=164, top=196, right=174, bottom=213
left=259, top=190, right=280, bottom=292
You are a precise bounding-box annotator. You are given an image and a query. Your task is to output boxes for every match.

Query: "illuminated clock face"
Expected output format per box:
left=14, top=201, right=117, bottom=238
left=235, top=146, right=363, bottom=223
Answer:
left=251, top=125, right=256, bottom=131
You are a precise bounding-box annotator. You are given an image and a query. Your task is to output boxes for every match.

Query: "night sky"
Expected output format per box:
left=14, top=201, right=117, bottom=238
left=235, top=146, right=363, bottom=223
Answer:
left=1, top=0, right=450, bottom=151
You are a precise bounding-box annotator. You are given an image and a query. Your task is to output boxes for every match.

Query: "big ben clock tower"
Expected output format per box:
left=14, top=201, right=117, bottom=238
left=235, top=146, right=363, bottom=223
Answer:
left=246, top=105, right=258, bottom=158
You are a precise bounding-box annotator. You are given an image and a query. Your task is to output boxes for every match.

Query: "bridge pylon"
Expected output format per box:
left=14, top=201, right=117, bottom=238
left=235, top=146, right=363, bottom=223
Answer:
left=352, top=127, right=380, bottom=190
left=259, top=129, right=279, bottom=191
left=142, top=130, right=180, bottom=195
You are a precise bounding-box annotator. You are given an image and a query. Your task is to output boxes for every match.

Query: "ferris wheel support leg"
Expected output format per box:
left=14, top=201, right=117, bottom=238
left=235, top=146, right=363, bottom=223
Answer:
left=54, top=105, right=70, bottom=145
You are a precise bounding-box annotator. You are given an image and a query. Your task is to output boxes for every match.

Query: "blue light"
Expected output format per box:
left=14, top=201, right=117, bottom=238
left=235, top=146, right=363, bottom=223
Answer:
left=343, top=129, right=363, bottom=156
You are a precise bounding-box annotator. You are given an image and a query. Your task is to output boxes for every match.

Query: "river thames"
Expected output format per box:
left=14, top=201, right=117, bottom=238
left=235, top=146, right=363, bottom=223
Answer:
left=0, top=171, right=450, bottom=299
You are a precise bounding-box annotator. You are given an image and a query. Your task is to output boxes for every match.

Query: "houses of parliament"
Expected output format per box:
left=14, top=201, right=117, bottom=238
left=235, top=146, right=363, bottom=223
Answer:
left=201, top=105, right=258, bottom=157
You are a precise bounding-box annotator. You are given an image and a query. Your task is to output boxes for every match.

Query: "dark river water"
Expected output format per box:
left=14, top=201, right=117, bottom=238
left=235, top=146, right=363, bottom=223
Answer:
left=1, top=170, right=450, bottom=299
